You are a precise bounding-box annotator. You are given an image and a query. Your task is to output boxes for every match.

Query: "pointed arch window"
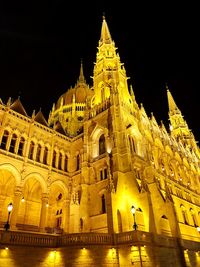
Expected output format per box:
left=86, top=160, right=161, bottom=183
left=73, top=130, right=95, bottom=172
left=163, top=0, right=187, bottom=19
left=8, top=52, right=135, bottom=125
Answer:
left=190, top=208, right=198, bottom=227
left=180, top=205, right=189, bottom=225
left=28, top=141, right=35, bottom=160
left=52, top=150, right=57, bottom=168
left=64, top=155, right=68, bottom=172
left=99, top=134, right=106, bottom=155
left=43, top=147, right=48, bottom=165
left=101, top=194, right=106, bottom=214
left=0, top=130, right=9, bottom=150
left=18, top=137, right=25, bottom=156
left=9, top=133, right=17, bottom=153
left=128, top=135, right=136, bottom=154
left=36, top=144, right=42, bottom=162
left=58, top=152, right=63, bottom=170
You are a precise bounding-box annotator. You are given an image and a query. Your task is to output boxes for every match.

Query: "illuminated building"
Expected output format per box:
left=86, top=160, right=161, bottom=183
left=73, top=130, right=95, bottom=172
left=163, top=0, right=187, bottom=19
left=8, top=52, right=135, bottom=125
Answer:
left=0, top=17, right=200, bottom=267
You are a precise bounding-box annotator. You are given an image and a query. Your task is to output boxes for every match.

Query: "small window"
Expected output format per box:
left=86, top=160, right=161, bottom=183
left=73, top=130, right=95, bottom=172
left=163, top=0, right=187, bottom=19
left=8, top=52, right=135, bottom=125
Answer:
left=9, top=133, right=17, bottom=153
left=29, top=141, right=35, bottom=160
left=43, top=147, right=48, bottom=165
left=101, top=194, right=106, bottom=214
left=0, top=130, right=9, bottom=150
left=18, top=137, right=25, bottom=156
left=99, top=134, right=106, bottom=155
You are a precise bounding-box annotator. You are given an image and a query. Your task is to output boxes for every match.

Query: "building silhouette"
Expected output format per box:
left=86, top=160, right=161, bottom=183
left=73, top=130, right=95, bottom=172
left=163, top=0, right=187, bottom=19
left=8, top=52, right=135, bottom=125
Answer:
left=0, top=17, right=200, bottom=267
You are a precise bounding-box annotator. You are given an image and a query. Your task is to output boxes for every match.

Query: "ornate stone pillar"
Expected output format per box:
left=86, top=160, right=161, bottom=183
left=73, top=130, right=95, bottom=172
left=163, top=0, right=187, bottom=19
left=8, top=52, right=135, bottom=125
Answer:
left=39, top=193, right=48, bottom=232
left=0, top=195, right=6, bottom=222
left=79, top=184, right=90, bottom=232
left=10, top=187, right=23, bottom=229
left=62, top=198, right=70, bottom=233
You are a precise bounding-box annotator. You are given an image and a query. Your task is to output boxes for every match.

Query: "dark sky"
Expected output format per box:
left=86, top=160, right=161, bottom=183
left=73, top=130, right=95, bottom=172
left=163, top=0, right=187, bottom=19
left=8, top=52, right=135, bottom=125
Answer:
left=0, top=2, right=199, bottom=140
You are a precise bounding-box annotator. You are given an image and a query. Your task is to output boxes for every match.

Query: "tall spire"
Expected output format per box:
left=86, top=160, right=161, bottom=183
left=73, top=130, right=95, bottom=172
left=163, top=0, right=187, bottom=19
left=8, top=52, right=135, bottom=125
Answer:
left=166, top=85, right=192, bottom=143
left=78, top=60, right=85, bottom=83
left=167, top=85, right=179, bottom=113
left=100, top=16, right=112, bottom=45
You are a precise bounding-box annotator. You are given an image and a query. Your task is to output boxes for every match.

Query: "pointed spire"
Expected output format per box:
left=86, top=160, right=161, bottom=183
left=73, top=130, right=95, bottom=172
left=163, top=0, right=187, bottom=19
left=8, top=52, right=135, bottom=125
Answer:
left=166, top=85, right=179, bottom=113
left=78, top=60, right=85, bottom=83
left=7, top=97, right=12, bottom=107
left=32, top=110, right=36, bottom=119
left=130, top=85, right=134, bottom=97
left=100, top=16, right=112, bottom=45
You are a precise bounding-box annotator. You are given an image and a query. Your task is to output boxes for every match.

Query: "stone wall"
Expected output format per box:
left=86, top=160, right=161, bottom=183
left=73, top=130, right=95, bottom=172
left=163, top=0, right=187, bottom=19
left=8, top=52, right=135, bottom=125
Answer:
left=1, top=244, right=200, bottom=267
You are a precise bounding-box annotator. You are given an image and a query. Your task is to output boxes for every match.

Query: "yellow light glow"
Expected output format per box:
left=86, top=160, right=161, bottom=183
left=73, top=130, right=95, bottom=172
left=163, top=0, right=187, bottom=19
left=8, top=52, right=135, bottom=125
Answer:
left=131, top=205, right=136, bottom=214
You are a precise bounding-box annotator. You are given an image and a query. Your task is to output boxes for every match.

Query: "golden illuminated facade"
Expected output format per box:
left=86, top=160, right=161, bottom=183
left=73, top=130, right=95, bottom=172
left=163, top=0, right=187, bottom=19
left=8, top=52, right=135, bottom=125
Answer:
left=0, top=17, right=200, bottom=267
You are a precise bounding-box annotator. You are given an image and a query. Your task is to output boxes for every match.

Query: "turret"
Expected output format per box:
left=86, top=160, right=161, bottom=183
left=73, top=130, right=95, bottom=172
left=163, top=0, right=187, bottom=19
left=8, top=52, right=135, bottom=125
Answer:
left=167, top=86, right=197, bottom=150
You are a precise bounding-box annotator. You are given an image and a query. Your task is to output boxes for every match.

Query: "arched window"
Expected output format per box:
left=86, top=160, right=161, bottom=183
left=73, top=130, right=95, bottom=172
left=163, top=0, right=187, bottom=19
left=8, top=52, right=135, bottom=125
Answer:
left=180, top=205, right=189, bottom=225
left=128, top=135, right=136, bottom=154
left=43, top=147, right=48, bottom=165
left=99, top=134, right=106, bottom=155
left=0, top=130, right=9, bottom=150
left=190, top=208, right=198, bottom=227
left=64, top=155, right=68, bottom=172
left=58, top=152, right=63, bottom=170
left=9, top=133, right=17, bottom=153
left=36, top=144, right=42, bottom=162
left=52, top=150, right=57, bottom=168
left=101, top=194, right=106, bottom=214
left=28, top=141, right=35, bottom=160
left=18, top=137, right=25, bottom=156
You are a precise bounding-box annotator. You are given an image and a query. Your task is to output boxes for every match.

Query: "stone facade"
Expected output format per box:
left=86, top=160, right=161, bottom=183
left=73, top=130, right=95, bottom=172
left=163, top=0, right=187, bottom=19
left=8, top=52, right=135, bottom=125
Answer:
left=0, top=17, right=200, bottom=266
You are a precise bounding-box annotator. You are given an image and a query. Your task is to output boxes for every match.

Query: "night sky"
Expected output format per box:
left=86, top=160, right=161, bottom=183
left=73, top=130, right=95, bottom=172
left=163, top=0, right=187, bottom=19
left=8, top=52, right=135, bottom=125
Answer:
left=0, top=2, right=199, bottom=140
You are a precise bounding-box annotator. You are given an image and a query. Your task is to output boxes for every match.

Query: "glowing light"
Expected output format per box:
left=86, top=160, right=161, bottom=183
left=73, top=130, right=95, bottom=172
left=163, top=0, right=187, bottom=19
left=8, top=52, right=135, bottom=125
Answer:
left=5, top=247, right=8, bottom=250
left=197, top=226, right=200, bottom=233
left=46, top=203, right=49, bottom=208
left=131, top=206, right=136, bottom=214
left=21, top=197, right=25, bottom=203
left=7, top=203, right=13, bottom=212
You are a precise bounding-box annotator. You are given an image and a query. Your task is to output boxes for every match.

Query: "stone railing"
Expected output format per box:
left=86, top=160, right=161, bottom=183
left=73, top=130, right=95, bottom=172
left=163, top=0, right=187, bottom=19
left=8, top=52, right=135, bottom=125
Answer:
left=0, top=230, right=199, bottom=251
left=0, top=230, right=57, bottom=247
left=58, top=232, right=112, bottom=246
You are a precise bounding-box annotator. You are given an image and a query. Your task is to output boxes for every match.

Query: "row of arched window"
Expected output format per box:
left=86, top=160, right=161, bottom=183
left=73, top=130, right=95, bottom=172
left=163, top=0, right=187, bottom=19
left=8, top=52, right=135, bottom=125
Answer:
left=180, top=204, right=199, bottom=227
left=0, top=130, right=80, bottom=172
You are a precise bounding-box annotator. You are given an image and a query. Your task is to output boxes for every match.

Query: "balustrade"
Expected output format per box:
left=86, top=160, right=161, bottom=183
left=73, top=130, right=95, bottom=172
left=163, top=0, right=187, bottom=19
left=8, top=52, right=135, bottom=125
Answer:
left=0, top=229, right=199, bottom=251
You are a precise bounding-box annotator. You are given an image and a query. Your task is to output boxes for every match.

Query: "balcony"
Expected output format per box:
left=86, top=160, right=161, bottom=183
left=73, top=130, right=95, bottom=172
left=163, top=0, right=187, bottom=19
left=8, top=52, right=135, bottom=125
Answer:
left=1, top=229, right=199, bottom=250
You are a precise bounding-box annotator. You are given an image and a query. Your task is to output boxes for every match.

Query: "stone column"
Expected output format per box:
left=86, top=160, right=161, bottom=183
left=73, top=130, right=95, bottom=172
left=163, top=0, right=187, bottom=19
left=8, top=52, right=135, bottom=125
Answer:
left=0, top=195, right=6, bottom=222
left=10, top=187, right=23, bottom=229
left=80, top=184, right=90, bottom=232
left=39, top=193, right=48, bottom=232
left=62, top=199, right=70, bottom=233
left=106, top=191, right=114, bottom=234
